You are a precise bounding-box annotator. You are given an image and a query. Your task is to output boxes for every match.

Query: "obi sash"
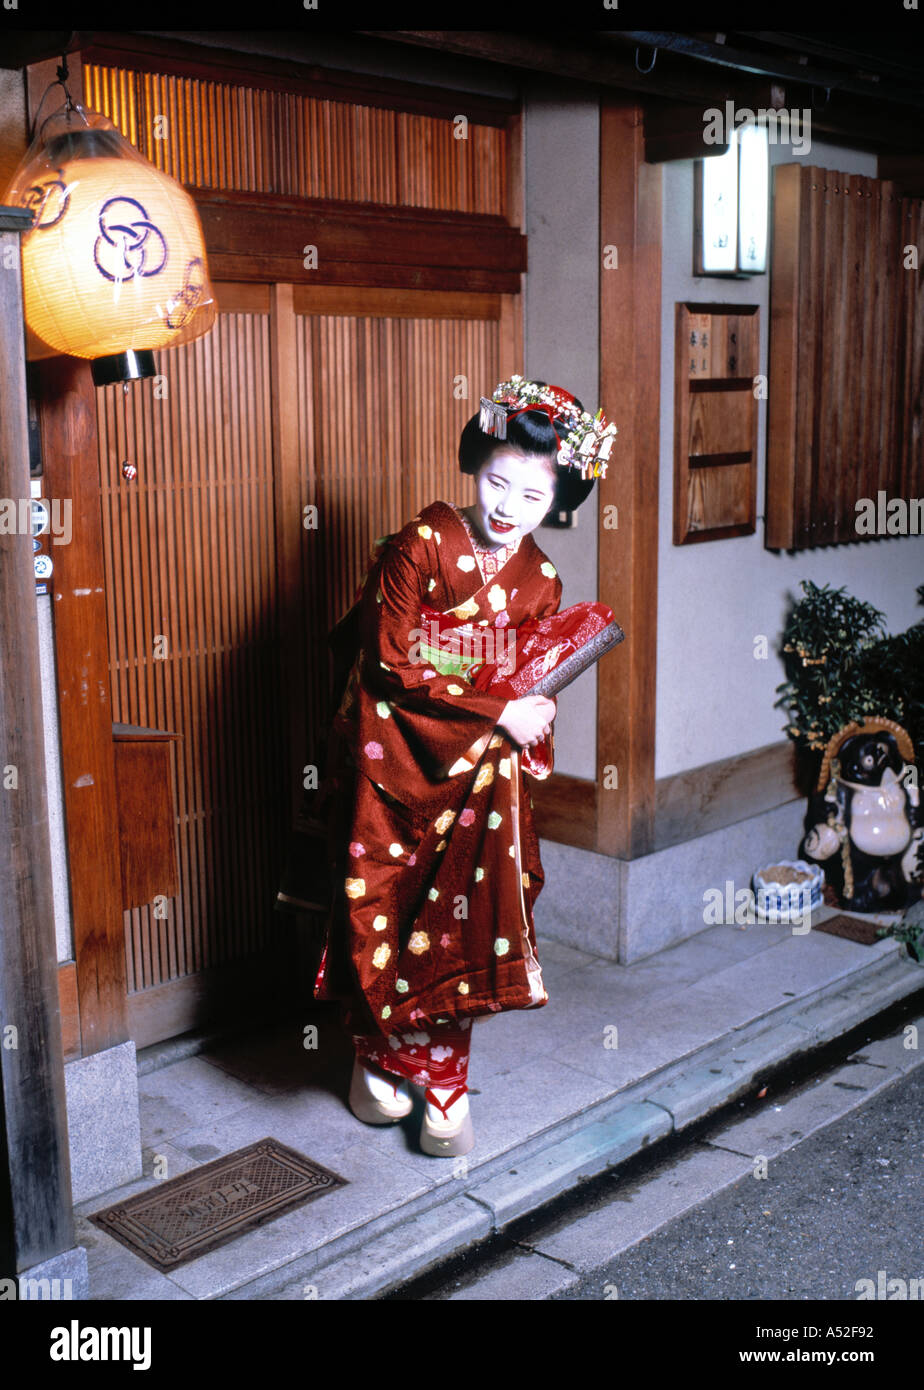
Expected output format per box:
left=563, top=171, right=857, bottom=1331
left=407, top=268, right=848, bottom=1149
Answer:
left=418, top=599, right=624, bottom=778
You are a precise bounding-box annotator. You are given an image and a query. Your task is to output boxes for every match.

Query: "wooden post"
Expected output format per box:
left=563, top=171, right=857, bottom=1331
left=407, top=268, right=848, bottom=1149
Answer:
left=596, top=99, right=662, bottom=860
left=0, top=204, right=76, bottom=1274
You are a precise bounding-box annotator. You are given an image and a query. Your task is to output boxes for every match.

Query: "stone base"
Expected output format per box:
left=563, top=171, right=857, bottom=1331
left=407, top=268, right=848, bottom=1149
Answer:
left=64, top=1040, right=143, bottom=1204
left=536, top=799, right=809, bottom=962
left=15, top=1245, right=89, bottom=1301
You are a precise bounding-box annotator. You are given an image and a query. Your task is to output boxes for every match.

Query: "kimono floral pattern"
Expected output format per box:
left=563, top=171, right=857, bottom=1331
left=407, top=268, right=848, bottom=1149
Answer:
left=313, top=499, right=563, bottom=1037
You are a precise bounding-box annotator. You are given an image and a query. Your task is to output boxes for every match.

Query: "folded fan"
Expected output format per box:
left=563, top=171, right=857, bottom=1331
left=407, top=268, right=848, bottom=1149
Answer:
left=454, top=601, right=625, bottom=700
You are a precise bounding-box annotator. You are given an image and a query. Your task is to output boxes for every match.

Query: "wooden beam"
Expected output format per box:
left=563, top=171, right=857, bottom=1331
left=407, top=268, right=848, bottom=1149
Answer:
left=358, top=31, right=924, bottom=154
left=34, top=352, right=129, bottom=1057
left=194, top=191, right=526, bottom=293
left=644, top=94, right=751, bottom=164
left=530, top=774, right=597, bottom=851
left=596, top=99, right=662, bottom=861
left=359, top=29, right=745, bottom=104
left=25, top=54, right=127, bottom=1058
left=270, top=283, right=308, bottom=828
left=291, top=285, right=501, bottom=320
left=78, top=32, right=519, bottom=125
left=0, top=205, right=76, bottom=1273
left=765, top=163, right=801, bottom=551
left=0, top=33, right=76, bottom=72
left=653, top=740, right=803, bottom=853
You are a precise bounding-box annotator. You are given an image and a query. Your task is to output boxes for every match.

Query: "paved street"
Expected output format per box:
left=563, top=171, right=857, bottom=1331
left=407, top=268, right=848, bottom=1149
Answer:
left=552, top=1061, right=924, bottom=1302
left=391, top=1009, right=924, bottom=1304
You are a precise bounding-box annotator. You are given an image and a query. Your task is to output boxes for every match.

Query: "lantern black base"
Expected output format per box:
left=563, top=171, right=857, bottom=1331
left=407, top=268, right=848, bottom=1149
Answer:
left=91, top=350, right=156, bottom=387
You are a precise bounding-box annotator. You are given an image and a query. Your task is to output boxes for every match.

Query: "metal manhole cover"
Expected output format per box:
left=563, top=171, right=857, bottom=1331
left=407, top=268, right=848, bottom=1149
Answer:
left=88, top=1138, right=348, bottom=1271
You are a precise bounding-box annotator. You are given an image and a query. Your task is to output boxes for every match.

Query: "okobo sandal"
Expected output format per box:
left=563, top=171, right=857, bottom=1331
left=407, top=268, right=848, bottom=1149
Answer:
left=419, top=1085, right=474, bottom=1156
left=348, top=1058, right=414, bottom=1124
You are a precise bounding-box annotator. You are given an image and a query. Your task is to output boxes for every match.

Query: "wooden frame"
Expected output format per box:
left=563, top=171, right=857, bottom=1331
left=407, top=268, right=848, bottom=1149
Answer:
left=673, top=302, right=759, bottom=545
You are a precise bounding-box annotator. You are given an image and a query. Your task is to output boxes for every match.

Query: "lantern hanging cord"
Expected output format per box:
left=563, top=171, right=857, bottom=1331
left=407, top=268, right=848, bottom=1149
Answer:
left=29, top=40, right=80, bottom=140
left=56, top=56, right=74, bottom=112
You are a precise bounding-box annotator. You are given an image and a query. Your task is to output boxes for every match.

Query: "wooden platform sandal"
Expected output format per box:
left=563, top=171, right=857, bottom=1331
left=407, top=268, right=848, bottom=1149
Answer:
left=420, top=1085, right=474, bottom=1157
left=348, top=1058, right=414, bottom=1124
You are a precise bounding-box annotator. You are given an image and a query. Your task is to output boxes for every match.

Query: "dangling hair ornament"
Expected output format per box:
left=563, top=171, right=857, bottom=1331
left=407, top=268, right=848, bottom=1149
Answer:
left=478, top=396, right=509, bottom=439
left=478, top=373, right=616, bottom=480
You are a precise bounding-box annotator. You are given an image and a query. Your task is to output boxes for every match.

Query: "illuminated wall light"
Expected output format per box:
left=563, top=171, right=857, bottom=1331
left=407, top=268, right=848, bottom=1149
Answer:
left=694, top=120, right=769, bottom=277
left=2, top=102, right=216, bottom=386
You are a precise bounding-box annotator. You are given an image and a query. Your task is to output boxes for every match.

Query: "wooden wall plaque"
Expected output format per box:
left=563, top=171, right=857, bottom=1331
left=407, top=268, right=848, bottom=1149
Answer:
left=673, top=302, right=759, bottom=544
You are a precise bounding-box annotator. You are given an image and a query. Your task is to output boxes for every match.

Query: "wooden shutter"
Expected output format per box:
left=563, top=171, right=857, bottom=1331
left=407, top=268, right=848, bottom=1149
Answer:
left=767, top=164, right=924, bottom=549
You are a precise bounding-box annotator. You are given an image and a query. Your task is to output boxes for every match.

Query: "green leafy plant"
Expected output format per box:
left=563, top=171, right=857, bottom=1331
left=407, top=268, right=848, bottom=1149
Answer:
left=879, top=897, right=924, bottom=964
left=775, top=580, right=924, bottom=766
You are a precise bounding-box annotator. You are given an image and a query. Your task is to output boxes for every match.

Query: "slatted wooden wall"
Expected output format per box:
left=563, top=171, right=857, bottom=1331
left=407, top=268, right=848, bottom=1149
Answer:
left=767, top=164, right=924, bottom=549
left=96, top=297, right=507, bottom=1000
left=293, top=304, right=503, bottom=756
left=83, top=61, right=507, bottom=214
left=97, top=310, right=286, bottom=992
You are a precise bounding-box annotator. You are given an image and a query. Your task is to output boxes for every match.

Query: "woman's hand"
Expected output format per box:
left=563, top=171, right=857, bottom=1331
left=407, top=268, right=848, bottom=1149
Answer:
left=497, top=695, right=557, bottom=749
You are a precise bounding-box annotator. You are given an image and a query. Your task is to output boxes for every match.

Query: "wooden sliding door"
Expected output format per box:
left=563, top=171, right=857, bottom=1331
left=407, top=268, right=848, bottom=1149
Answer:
left=288, top=285, right=517, bottom=736
left=95, top=281, right=518, bottom=1047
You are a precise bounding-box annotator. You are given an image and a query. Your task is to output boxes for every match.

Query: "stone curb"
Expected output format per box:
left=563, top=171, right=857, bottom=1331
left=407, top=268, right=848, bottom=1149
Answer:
left=220, top=950, right=924, bottom=1300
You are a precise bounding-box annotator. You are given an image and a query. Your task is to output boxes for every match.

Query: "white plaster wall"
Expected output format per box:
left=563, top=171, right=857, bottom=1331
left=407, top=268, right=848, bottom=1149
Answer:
left=521, top=79, right=601, bottom=782
left=657, top=135, right=924, bottom=780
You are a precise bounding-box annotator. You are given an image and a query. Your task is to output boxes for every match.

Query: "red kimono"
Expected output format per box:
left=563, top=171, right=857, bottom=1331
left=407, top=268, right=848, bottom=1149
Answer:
left=313, top=499, right=562, bottom=1057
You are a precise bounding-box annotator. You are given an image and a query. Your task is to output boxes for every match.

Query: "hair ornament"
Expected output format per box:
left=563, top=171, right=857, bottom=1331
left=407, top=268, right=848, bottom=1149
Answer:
left=477, top=374, right=616, bottom=480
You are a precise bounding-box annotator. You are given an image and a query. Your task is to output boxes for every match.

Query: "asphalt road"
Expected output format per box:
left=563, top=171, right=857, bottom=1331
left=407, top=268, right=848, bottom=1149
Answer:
left=394, top=1009, right=924, bottom=1308
left=549, top=1063, right=924, bottom=1302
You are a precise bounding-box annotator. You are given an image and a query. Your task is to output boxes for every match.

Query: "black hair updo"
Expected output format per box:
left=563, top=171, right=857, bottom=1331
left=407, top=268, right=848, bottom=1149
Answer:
left=458, top=379, right=596, bottom=513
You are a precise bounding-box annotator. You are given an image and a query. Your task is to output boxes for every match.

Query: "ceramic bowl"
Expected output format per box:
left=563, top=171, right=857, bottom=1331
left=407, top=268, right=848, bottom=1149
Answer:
left=752, top=859, right=825, bottom=922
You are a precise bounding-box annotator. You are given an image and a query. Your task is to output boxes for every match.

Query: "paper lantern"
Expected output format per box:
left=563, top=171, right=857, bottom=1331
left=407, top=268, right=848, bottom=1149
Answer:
left=2, top=104, right=216, bottom=384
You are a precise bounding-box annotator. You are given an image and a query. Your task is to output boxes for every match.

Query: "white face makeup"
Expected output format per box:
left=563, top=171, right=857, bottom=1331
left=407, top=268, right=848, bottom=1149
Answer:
left=466, top=449, right=558, bottom=549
